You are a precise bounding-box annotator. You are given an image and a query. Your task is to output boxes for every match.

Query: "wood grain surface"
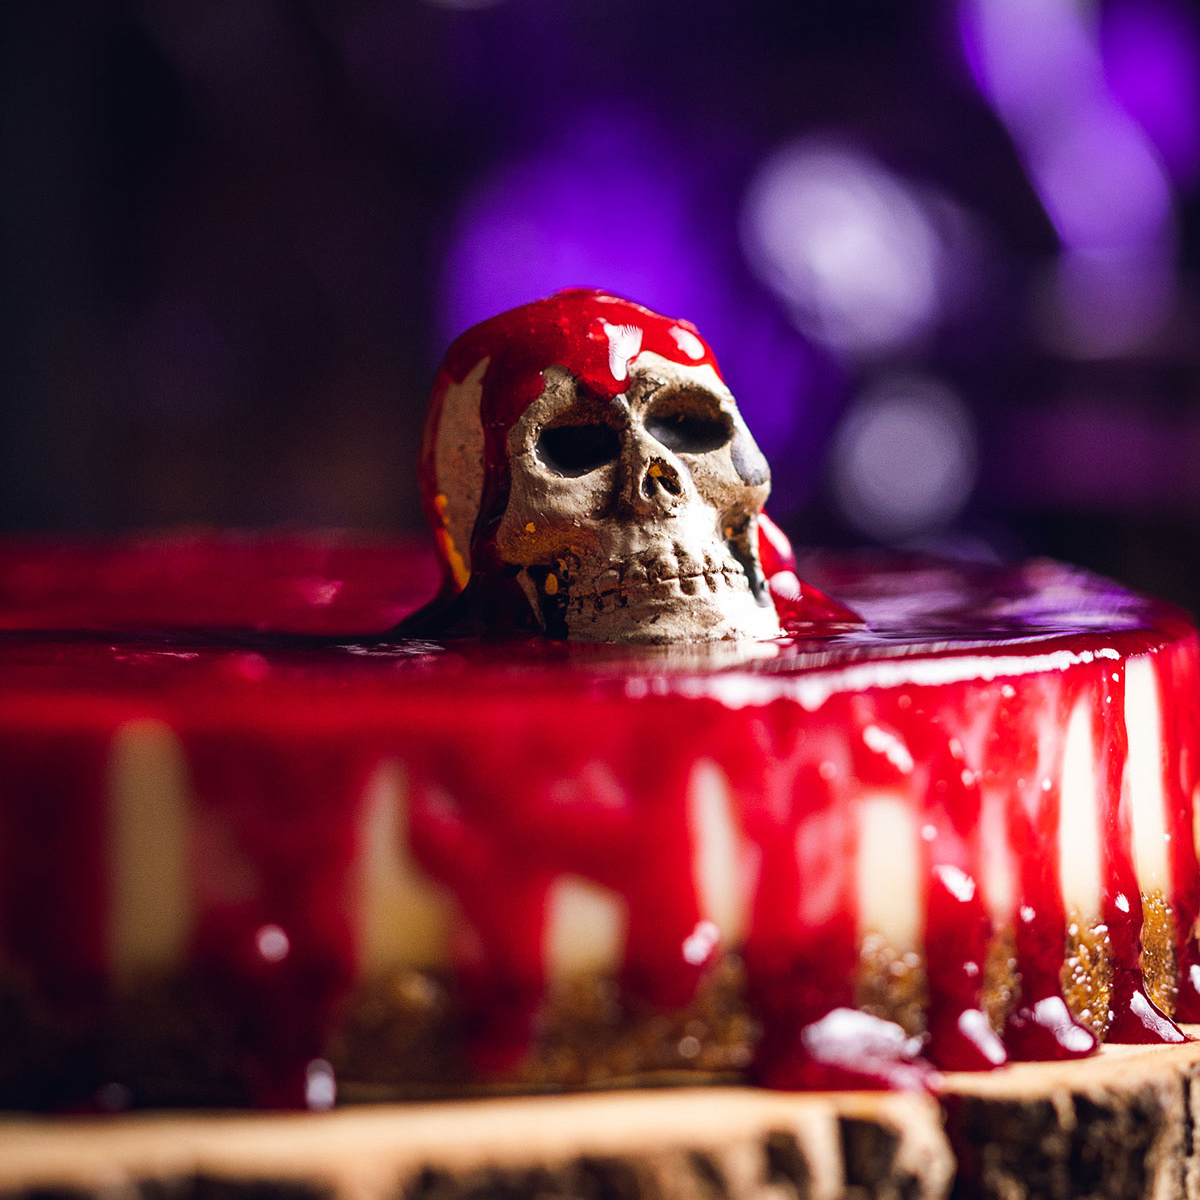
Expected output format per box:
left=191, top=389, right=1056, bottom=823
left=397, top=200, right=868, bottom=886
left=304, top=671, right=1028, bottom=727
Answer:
left=5, top=1033, right=1200, bottom=1200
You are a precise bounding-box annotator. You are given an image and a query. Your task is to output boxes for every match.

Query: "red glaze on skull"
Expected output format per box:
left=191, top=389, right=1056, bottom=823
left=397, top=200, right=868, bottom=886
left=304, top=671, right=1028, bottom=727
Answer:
left=416, top=288, right=858, bottom=640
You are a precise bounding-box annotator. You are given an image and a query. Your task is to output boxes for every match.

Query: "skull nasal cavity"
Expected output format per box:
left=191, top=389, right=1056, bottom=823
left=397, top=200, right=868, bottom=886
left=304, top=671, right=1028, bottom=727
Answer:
left=537, top=423, right=620, bottom=476
left=641, top=458, right=683, bottom=498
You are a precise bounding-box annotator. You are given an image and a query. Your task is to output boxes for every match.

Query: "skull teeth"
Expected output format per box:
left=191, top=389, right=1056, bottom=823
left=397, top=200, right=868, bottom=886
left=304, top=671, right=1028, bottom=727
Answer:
left=561, top=558, right=749, bottom=608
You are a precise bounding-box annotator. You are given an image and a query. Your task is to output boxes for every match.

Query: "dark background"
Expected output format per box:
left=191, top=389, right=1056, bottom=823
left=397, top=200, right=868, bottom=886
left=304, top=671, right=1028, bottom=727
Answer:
left=4, top=0, right=1200, bottom=608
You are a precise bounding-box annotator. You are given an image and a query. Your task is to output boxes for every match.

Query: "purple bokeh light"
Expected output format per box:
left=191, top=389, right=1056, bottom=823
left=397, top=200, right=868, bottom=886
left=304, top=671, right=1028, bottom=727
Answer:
left=958, top=0, right=1181, bottom=357
left=423, top=0, right=506, bottom=9
left=1030, top=104, right=1172, bottom=251
left=958, top=0, right=1175, bottom=251
left=437, top=109, right=713, bottom=342
left=1102, top=0, right=1200, bottom=188
left=437, top=108, right=839, bottom=508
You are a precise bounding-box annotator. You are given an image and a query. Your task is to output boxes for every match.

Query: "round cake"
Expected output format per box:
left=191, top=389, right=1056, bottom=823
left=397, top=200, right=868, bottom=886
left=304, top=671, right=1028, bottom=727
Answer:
left=0, top=290, right=1197, bottom=1114
left=0, top=531, right=1196, bottom=1109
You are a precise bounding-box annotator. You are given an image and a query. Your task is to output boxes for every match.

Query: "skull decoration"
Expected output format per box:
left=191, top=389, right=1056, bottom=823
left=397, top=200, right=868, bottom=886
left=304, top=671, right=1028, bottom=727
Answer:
left=415, top=289, right=784, bottom=643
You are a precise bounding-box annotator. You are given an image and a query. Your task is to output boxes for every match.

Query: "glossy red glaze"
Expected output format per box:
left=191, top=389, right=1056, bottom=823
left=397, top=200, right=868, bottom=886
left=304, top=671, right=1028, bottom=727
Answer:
left=0, top=535, right=1196, bottom=1105
left=757, top=512, right=865, bottom=633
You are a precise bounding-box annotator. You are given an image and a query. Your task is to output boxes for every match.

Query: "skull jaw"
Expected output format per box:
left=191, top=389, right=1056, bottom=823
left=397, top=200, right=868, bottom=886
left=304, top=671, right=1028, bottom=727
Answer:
left=555, top=579, right=782, bottom=644
left=507, top=509, right=783, bottom=644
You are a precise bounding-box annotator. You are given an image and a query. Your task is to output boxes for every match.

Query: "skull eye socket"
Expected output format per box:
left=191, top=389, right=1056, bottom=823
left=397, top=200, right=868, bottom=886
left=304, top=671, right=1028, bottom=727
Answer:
left=536, top=422, right=621, bottom=476
left=644, top=394, right=732, bottom=454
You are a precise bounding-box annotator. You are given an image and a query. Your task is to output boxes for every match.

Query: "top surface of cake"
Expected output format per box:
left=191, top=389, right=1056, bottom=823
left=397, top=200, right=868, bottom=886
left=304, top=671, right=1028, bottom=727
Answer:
left=0, top=532, right=1188, bottom=700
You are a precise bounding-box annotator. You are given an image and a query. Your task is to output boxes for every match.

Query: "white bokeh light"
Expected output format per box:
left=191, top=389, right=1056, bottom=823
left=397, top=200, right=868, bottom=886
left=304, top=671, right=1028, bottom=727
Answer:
left=740, top=140, right=944, bottom=357
left=305, top=1059, right=337, bottom=1111
left=255, top=923, right=290, bottom=963
left=830, top=374, right=978, bottom=541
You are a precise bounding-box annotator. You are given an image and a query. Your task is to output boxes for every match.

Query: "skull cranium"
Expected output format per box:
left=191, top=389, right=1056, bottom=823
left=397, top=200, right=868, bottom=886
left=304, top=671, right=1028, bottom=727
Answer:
left=418, top=290, right=782, bottom=644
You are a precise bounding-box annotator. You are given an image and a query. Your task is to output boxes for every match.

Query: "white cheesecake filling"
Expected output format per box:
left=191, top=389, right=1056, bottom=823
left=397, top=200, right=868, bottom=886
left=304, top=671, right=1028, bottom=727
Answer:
left=856, top=792, right=921, bottom=952
left=543, top=875, right=628, bottom=977
left=1059, top=698, right=1103, bottom=920
left=1126, top=656, right=1171, bottom=895
left=978, top=786, right=1016, bottom=925
left=355, top=761, right=455, bottom=973
left=688, top=758, right=753, bottom=946
left=107, top=720, right=194, bottom=983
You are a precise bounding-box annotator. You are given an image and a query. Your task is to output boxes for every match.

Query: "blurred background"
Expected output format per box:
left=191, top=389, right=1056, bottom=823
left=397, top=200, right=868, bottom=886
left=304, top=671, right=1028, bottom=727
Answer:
left=4, top=0, right=1200, bottom=608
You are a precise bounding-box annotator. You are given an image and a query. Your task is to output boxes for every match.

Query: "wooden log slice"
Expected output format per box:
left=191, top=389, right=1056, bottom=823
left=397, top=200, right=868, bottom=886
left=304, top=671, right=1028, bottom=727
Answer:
left=5, top=1033, right=1200, bottom=1200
